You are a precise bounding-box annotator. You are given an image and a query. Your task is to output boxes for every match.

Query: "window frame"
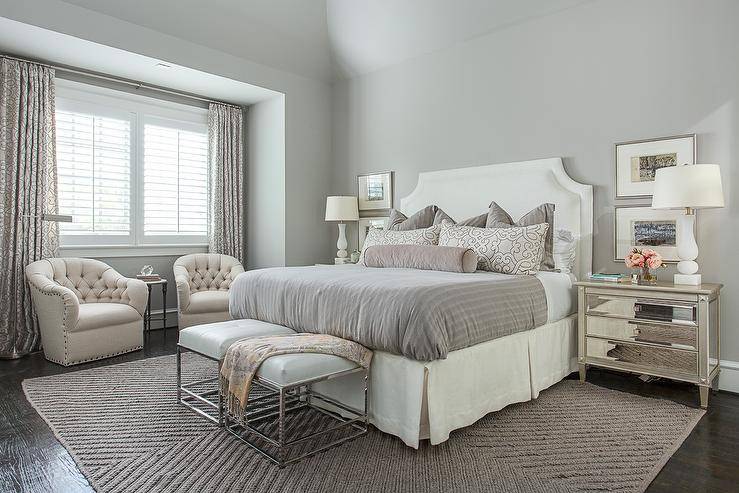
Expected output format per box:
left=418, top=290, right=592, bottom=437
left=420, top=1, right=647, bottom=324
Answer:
left=55, top=80, right=209, bottom=256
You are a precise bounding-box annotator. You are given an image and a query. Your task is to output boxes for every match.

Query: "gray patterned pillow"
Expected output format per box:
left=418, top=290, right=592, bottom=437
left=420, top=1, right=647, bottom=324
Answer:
left=359, top=225, right=440, bottom=264
left=439, top=222, right=549, bottom=275
left=486, top=202, right=555, bottom=271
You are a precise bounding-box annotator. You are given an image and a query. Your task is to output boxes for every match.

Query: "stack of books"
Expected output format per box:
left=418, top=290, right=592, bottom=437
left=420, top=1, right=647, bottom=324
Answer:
left=589, top=273, right=624, bottom=283
left=136, top=274, right=161, bottom=282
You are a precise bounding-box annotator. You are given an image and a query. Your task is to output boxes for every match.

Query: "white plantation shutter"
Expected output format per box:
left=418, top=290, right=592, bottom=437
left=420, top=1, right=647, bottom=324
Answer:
left=143, top=124, right=208, bottom=237
left=55, top=83, right=209, bottom=250
left=56, top=110, right=131, bottom=236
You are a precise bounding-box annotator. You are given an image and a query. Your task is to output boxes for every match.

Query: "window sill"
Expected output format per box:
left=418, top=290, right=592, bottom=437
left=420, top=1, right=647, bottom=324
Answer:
left=58, top=244, right=209, bottom=258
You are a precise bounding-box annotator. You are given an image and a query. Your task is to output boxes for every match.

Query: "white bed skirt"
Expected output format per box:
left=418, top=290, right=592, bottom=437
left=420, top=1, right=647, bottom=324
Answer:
left=314, top=314, right=578, bottom=448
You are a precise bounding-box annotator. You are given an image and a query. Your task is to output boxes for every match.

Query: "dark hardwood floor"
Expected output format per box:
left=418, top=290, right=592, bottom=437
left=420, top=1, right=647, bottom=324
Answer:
left=1, top=329, right=738, bottom=493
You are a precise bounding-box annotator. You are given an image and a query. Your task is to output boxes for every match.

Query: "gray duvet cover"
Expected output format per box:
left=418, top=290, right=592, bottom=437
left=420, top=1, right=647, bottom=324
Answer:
left=229, top=265, right=547, bottom=362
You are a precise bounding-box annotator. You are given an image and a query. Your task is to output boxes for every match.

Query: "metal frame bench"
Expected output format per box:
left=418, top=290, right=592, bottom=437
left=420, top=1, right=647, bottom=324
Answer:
left=176, top=319, right=370, bottom=467
left=224, top=360, right=369, bottom=468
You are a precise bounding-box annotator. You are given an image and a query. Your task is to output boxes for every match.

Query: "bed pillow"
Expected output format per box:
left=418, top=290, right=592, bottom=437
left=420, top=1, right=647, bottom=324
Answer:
left=363, top=244, right=478, bottom=273
left=439, top=222, right=549, bottom=275
left=358, top=225, right=440, bottom=264
left=454, top=212, right=487, bottom=227
left=389, top=205, right=490, bottom=230
left=486, top=202, right=555, bottom=271
left=388, top=206, right=452, bottom=230
left=553, top=229, right=578, bottom=274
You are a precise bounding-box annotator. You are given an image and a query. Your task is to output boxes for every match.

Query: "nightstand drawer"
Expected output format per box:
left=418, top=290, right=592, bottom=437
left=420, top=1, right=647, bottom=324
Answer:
left=586, top=315, right=697, bottom=350
left=586, top=337, right=697, bottom=375
left=586, top=294, right=697, bottom=323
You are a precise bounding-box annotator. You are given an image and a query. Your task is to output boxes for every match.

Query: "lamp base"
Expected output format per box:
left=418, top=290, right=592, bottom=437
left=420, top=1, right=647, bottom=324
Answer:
left=674, top=273, right=701, bottom=286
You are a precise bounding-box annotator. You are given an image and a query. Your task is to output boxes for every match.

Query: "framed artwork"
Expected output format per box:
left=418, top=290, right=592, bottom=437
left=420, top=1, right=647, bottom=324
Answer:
left=615, top=134, right=696, bottom=199
left=357, top=171, right=393, bottom=211
left=358, top=217, right=389, bottom=250
left=614, top=205, right=691, bottom=263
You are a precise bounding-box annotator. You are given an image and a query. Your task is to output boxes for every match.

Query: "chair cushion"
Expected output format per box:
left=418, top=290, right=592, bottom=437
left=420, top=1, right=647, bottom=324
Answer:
left=178, top=319, right=296, bottom=359
left=257, top=353, right=360, bottom=386
left=74, top=303, right=142, bottom=332
left=186, top=290, right=230, bottom=314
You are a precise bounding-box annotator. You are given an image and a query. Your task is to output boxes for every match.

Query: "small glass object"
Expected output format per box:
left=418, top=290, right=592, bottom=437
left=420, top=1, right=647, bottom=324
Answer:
left=640, top=266, right=657, bottom=285
left=350, top=250, right=361, bottom=263
left=140, top=265, right=154, bottom=276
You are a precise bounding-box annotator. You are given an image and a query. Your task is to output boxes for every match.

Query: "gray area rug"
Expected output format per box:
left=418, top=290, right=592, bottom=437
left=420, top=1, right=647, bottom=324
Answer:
left=23, top=353, right=704, bottom=493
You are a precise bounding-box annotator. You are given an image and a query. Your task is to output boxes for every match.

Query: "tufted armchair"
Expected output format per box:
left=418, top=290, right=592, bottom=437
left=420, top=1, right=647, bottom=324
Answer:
left=173, top=253, right=244, bottom=329
left=25, top=258, right=148, bottom=366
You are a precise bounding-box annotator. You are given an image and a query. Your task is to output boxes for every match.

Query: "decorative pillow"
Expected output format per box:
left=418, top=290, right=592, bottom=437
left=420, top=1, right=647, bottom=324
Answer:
left=358, top=225, right=440, bottom=263
left=363, top=244, right=478, bottom=273
left=454, top=212, right=487, bottom=227
left=388, top=206, right=452, bottom=231
left=553, top=229, right=577, bottom=274
left=486, top=202, right=555, bottom=271
left=439, top=222, right=549, bottom=275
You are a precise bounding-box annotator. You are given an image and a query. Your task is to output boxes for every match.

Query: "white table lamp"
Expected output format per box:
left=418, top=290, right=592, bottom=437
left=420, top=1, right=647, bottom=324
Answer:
left=325, top=196, right=359, bottom=260
left=652, top=164, right=724, bottom=285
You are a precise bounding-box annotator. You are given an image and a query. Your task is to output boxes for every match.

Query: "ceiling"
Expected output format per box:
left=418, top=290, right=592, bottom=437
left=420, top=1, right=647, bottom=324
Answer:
left=13, top=0, right=593, bottom=81
left=326, top=0, right=592, bottom=78
left=0, top=17, right=280, bottom=105
left=58, top=0, right=333, bottom=82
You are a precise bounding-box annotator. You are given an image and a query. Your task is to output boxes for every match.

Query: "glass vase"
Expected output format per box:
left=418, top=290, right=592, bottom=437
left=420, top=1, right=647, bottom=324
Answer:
left=640, top=266, right=657, bottom=285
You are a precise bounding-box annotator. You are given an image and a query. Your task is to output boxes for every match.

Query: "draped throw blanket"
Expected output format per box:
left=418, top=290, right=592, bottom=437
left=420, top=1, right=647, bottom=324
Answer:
left=0, top=58, right=58, bottom=359
left=220, top=334, right=373, bottom=423
left=208, top=103, right=245, bottom=261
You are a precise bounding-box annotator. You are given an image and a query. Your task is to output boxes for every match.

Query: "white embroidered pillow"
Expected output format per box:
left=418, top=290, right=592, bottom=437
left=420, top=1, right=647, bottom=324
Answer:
left=438, top=222, right=549, bottom=275
left=359, top=225, right=440, bottom=264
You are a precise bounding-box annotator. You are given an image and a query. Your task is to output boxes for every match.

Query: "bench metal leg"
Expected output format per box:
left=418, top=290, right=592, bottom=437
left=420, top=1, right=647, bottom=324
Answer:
left=176, top=345, right=223, bottom=426
left=217, top=360, right=224, bottom=426
left=278, top=387, right=286, bottom=468
left=176, top=345, right=182, bottom=402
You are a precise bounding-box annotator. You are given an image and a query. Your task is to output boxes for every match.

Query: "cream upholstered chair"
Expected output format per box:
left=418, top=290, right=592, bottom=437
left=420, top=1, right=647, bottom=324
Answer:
left=173, top=253, right=244, bottom=329
left=25, top=258, right=148, bottom=366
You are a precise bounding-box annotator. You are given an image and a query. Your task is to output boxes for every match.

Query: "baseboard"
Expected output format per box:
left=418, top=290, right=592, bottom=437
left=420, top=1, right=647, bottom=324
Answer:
left=719, top=360, right=739, bottom=393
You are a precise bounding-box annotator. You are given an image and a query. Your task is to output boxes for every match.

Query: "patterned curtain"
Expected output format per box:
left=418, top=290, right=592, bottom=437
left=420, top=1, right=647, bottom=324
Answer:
left=207, top=103, right=245, bottom=261
left=0, top=58, right=58, bottom=358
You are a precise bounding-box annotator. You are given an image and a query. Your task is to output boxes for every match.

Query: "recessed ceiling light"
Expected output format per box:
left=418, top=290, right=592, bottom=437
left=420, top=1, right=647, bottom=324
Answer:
left=155, top=62, right=171, bottom=69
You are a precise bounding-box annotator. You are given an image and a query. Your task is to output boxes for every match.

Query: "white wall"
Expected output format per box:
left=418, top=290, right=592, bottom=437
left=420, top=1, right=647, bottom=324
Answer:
left=332, top=0, right=739, bottom=360
left=247, top=96, right=287, bottom=269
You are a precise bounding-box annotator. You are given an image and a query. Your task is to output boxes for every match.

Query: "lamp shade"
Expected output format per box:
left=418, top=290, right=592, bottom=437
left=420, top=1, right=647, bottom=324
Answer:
left=651, top=164, right=725, bottom=209
left=325, top=196, right=359, bottom=221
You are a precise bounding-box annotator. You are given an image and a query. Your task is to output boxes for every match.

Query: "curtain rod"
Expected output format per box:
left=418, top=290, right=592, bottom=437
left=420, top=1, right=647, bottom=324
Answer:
left=1, top=53, right=242, bottom=109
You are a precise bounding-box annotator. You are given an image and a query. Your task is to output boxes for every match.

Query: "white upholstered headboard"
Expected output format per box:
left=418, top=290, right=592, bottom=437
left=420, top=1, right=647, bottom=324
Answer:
left=399, top=157, right=593, bottom=279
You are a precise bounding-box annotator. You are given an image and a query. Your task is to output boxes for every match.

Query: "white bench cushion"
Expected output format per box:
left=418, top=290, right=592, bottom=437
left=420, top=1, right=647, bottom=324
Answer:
left=257, top=353, right=359, bottom=386
left=178, top=319, right=295, bottom=359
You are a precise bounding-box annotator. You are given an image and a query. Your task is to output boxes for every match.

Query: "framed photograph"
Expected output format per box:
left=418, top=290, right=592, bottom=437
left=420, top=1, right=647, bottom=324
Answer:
left=357, top=171, right=393, bottom=211
left=615, top=134, right=695, bottom=199
left=614, top=205, right=692, bottom=263
left=358, top=217, right=389, bottom=250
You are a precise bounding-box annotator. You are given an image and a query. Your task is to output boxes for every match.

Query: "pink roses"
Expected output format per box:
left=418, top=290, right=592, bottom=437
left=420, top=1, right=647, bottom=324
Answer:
left=624, top=248, right=664, bottom=270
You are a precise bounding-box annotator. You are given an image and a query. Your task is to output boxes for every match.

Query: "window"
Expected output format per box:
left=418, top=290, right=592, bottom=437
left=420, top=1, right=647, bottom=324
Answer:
left=143, top=122, right=208, bottom=239
left=57, top=110, right=132, bottom=240
left=55, top=81, right=209, bottom=251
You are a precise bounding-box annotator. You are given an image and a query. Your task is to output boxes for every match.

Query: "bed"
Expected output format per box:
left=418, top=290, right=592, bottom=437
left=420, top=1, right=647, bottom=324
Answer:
left=231, top=157, right=593, bottom=448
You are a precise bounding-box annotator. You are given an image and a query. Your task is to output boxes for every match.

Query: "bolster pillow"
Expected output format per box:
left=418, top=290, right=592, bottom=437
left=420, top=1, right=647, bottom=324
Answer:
left=362, top=244, right=478, bottom=273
